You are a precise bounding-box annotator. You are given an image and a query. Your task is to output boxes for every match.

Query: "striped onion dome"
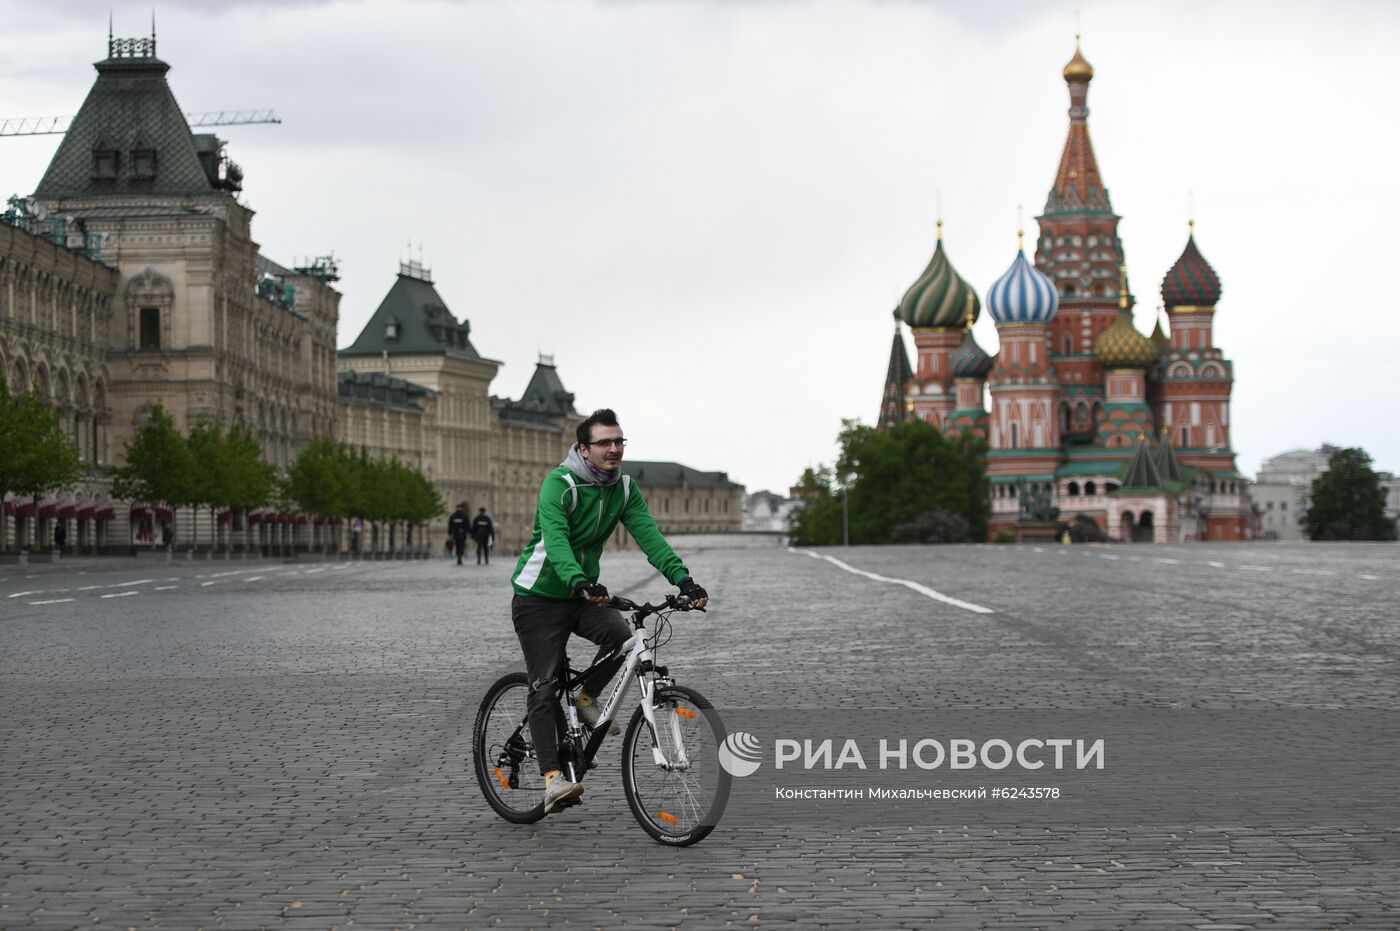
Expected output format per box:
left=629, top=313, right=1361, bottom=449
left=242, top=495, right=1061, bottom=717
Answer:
left=987, top=249, right=1059, bottom=325
left=1093, top=311, right=1158, bottom=369
left=1161, top=233, right=1222, bottom=308
left=951, top=328, right=993, bottom=379
left=898, top=237, right=981, bottom=329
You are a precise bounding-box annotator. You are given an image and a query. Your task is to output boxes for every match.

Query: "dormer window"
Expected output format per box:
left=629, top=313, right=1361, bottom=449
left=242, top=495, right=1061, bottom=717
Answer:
left=132, top=148, right=156, bottom=180
left=93, top=145, right=118, bottom=180
left=385, top=317, right=400, bottom=340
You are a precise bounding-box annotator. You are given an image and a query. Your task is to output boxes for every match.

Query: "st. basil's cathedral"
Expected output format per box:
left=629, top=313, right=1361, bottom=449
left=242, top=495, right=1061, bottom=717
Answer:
left=879, top=40, right=1250, bottom=543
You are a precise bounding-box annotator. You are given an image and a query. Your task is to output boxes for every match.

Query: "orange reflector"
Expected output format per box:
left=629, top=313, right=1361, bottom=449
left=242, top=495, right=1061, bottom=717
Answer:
left=674, top=707, right=697, bottom=719
left=494, top=767, right=509, bottom=789
left=657, top=810, right=678, bottom=825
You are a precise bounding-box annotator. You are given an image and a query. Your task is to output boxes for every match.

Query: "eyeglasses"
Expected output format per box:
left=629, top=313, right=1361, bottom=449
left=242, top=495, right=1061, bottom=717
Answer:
left=586, top=438, right=627, bottom=449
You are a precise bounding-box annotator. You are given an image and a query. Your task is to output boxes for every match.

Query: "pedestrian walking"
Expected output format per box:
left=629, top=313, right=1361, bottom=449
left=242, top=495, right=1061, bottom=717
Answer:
left=471, top=507, right=494, bottom=565
left=448, top=503, right=469, bottom=566
left=53, top=522, right=66, bottom=554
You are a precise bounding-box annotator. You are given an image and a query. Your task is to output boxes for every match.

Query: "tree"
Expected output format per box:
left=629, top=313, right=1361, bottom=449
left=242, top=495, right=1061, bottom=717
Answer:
left=223, top=423, right=277, bottom=552
left=186, top=420, right=232, bottom=550
left=789, top=419, right=989, bottom=546
left=286, top=438, right=347, bottom=553
left=1304, top=447, right=1396, bottom=541
left=111, top=405, right=195, bottom=547
left=0, top=377, right=85, bottom=550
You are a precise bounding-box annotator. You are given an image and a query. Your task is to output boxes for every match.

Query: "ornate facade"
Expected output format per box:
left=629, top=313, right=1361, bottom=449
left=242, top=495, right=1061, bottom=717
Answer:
left=885, top=40, right=1250, bottom=543
left=29, top=37, right=340, bottom=475
left=0, top=220, right=119, bottom=550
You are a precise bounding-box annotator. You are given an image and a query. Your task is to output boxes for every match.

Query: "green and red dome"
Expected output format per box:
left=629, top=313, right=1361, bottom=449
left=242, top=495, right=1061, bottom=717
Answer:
left=1161, top=234, right=1222, bottom=308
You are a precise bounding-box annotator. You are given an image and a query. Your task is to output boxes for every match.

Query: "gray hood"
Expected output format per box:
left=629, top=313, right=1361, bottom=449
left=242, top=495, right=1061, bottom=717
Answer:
left=562, top=443, right=623, bottom=487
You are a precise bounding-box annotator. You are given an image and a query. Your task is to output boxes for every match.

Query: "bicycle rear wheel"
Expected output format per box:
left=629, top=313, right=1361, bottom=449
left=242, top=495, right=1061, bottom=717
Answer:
left=621, top=684, right=729, bottom=846
left=473, top=672, right=546, bottom=824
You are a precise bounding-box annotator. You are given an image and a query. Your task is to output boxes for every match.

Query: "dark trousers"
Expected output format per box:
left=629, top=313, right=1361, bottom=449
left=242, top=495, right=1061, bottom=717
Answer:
left=511, top=594, right=633, bottom=775
left=475, top=538, right=489, bottom=564
left=453, top=536, right=466, bottom=563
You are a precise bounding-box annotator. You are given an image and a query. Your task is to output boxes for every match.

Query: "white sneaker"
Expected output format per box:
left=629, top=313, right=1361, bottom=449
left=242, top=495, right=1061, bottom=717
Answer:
left=576, top=694, right=620, bottom=736
left=543, top=773, right=583, bottom=813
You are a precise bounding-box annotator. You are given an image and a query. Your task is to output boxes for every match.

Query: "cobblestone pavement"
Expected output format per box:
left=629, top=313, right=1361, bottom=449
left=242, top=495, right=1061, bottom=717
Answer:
left=1, top=542, right=1397, bottom=929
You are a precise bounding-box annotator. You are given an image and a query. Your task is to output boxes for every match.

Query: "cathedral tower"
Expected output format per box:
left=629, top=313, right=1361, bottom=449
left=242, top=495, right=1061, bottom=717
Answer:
left=1035, top=39, right=1125, bottom=441
left=896, top=221, right=980, bottom=428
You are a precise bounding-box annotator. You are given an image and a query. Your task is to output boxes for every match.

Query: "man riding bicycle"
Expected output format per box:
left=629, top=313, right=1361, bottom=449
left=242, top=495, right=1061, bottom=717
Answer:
left=511, top=408, right=710, bottom=813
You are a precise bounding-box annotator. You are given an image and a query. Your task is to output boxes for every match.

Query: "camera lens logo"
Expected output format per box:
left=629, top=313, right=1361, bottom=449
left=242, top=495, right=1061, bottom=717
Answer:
left=718, top=731, right=763, bottom=777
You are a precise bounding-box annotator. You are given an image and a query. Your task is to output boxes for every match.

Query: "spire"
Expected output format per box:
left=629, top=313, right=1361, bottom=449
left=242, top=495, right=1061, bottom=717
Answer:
left=1044, top=37, right=1110, bottom=215
left=878, top=311, right=914, bottom=430
left=1119, top=438, right=1166, bottom=491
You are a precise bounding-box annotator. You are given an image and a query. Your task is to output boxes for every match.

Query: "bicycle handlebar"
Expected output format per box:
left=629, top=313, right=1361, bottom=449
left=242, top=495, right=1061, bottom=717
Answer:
left=608, top=593, right=705, bottom=616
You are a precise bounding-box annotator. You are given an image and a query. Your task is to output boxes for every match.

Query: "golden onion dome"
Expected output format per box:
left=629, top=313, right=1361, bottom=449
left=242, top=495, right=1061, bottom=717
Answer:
left=1063, top=37, right=1094, bottom=84
left=1094, top=311, right=1157, bottom=369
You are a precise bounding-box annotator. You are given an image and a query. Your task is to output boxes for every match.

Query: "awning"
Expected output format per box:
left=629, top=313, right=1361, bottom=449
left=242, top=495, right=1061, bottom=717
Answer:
left=95, top=507, right=116, bottom=520
left=155, top=506, right=172, bottom=520
left=293, top=515, right=308, bottom=525
left=38, top=502, right=59, bottom=517
left=59, top=504, right=78, bottom=518
left=13, top=501, right=35, bottom=517
left=77, top=505, right=97, bottom=518
left=130, top=505, right=150, bottom=519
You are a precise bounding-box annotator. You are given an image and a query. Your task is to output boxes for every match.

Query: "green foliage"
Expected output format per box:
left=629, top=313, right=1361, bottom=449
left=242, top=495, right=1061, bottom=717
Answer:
left=111, top=405, right=196, bottom=511
left=284, top=440, right=443, bottom=525
left=992, top=529, right=1017, bottom=544
left=1304, top=448, right=1397, bottom=541
left=0, top=377, right=86, bottom=527
left=789, top=419, right=989, bottom=545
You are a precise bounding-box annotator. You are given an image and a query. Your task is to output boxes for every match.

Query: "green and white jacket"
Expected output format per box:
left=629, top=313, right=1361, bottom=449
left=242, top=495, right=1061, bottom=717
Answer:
left=511, top=451, right=689, bottom=600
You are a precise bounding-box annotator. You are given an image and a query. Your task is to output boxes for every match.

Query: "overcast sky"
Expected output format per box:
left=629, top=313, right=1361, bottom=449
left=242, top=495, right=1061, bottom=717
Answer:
left=3, top=0, right=1397, bottom=493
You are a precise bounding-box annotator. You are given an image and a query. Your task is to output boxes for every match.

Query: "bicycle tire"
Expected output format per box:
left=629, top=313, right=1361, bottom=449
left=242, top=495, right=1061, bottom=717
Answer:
left=621, top=684, right=730, bottom=846
left=473, top=671, right=546, bottom=824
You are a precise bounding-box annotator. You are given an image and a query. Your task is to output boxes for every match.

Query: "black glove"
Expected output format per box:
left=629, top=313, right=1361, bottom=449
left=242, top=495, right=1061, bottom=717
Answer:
left=573, top=580, right=609, bottom=601
left=677, top=578, right=708, bottom=602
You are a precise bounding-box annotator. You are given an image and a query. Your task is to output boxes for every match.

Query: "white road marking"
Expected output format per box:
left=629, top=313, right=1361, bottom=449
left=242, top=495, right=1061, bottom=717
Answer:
left=303, top=568, right=326, bottom=574
left=791, top=548, right=994, bottom=614
left=100, top=591, right=137, bottom=599
left=1155, top=558, right=1179, bottom=564
left=1359, top=574, right=1380, bottom=580
left=1205, top=561, right=1226, bottom=569
left=1238, top=566, right=1272, bottom=572
left=1099, top=554, right=1119, bottom=560
left=201, top=581, right=220, bottom=587
left=1290, top=569, right=1336, bottom=576
left=7, top=591, right=38, bottom=598
left=244, top=576, right=264, bottom=582
left=28, top=598, right=75, bottom=605
left=154, top=586, right=178, bottom=591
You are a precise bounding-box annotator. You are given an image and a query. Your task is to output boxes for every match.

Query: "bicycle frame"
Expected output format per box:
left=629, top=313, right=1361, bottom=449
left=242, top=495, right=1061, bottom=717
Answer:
left=556, top=609, right=677, bottom=781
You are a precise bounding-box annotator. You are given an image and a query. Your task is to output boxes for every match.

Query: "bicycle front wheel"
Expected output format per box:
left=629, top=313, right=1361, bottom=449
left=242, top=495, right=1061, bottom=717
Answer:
left=621, top=684, right=730, bottom=846
left=473, top=672, right=546, bottom=824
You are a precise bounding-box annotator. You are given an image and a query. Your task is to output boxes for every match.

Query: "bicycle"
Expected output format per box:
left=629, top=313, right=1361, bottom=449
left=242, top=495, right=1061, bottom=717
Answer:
left=472, top=593, right=729, bottom=846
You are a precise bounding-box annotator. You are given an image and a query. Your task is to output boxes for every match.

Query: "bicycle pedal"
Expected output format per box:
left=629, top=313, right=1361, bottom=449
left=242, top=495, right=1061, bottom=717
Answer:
left=551, top=795, right=583, bottom=812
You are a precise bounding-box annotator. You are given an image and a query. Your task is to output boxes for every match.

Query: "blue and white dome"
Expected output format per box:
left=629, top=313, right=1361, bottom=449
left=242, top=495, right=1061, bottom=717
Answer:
left=987, top=250, right=1059, bottom=325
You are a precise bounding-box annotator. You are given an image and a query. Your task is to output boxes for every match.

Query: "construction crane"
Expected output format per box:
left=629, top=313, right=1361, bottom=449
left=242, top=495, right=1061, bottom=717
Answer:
left=0, top=110, right=281, bottom=137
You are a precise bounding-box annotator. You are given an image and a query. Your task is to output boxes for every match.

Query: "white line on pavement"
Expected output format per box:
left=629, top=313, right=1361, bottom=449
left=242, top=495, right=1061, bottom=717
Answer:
left=201, top=581, right=220, bottom=587
left=28, top=598, right=75, bottom=605
left=244, top=576, right=264, bottom=582
left=791, top=548, right=994, bottom=614
left=1155, top=558, right=1180, bottom=564
left=1290, top=569, right=1336, bottom=576
left=1099, top=554, right=1119, bottom=560
left=1238, top=566, right=1273, bottom=572
left=1359, top=574, right=1380, bottom=580
left=7, top=591, right=38, bottom=598
left=154, top=586, right=178, bottom=591
left=100, top=591, right=137, bottom=599
left=304, top=568, right=326, bottom=574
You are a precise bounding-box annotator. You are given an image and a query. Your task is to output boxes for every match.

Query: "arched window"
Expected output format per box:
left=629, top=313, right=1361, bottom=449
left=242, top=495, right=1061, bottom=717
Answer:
left=1085, top=481, right=1097, bottom=496
left=1067, top=481, right=1080, bottom=496
left=1062, top=334, right=1073, bottom=355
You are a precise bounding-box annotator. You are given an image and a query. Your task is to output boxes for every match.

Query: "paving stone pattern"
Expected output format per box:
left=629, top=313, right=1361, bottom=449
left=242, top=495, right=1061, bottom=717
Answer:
left=1, top=542, right=1397, bottom=929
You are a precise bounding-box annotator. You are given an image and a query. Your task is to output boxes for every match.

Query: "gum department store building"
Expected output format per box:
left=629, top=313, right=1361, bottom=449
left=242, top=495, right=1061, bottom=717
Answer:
left=0, top=34, right=740, bottom=555
left=880, top=40, right=1250, bottom=543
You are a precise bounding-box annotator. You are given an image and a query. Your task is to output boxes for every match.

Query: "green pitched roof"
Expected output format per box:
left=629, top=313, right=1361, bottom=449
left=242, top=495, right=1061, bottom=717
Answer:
left=35, top=49, right=219, bottom=198
left=1154, top=434, right=1186, bottom=484
left=340, top=272, right=483, bottom=359
left=497, top=360, right=577, bottom=425
left=625, top=461, right=742, bottom=489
